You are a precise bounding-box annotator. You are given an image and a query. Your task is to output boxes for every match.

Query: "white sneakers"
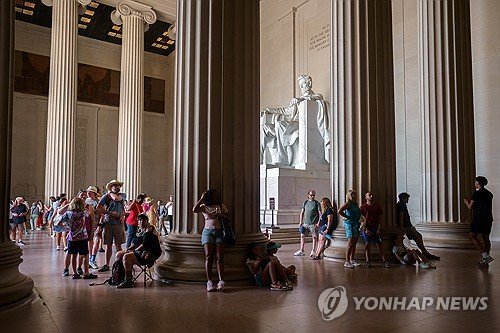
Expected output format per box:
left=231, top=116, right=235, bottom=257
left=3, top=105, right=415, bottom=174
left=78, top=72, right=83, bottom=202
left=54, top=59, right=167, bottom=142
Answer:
left=207, top=280, right=225, bottom=292
left=344, top=261, right=354, bottom=268
left=293, top=250, right=305, bottom=256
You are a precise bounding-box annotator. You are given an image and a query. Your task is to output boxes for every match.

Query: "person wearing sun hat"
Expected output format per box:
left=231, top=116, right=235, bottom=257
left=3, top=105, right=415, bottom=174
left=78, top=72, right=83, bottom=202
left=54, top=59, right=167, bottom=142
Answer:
left=96, top=179, right=127, bottom=272
left=143, top=196, right=158, bottom=228
left=265, top=241, right=295, bottom=290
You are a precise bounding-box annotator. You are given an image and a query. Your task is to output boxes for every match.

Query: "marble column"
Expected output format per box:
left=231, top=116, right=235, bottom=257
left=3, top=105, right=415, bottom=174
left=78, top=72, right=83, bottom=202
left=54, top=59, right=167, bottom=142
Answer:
left=416, top=0, right=475, bottom=248
left=112, top=0, right=156, bottom=199
left=0, top=0, right=34, bottom=309
left=156, top=0, right=266, bottom=282
left=325, top=0, right=399, bottom=259
left=43, top=0, right=90, bottom=200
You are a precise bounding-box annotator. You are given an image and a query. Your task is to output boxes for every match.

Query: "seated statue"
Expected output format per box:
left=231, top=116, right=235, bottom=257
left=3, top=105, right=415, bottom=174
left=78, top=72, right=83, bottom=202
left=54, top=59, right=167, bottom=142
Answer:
left=260, top=75, right=330, bottom=167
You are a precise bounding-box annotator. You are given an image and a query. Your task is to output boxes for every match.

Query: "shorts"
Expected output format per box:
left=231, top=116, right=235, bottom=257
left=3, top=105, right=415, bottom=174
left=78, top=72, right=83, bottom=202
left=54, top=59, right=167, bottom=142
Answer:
left=318, top=224, right=333, bottom=239
left=299, top=224, right=318, bottom=238
left=361, top=228, right=381, bottom=244
left=201, top=228, right=223, bottom=245
left=470, top=221, right=493, bottom=235
left=103, top=223, right=125, bottom=245
left=133, top=250, right=156, bottom=266
left=254, top=272, right=263, bottom=287
left=9, top=222, right=24, bottom=230
left=67, top=239, right=89, bottom=255
left=402, top=226, right=422, bottom=241
left=344, top=221, right=360, bottom=239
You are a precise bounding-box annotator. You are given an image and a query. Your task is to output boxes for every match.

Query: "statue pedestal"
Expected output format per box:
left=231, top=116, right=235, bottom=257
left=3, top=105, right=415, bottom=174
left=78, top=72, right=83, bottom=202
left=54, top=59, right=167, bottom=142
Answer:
left=260, top=165, right=330, bottom=228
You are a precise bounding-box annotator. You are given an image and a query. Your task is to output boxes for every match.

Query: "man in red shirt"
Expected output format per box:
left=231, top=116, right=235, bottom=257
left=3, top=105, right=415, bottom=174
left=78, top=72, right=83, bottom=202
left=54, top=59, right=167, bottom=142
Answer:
left=125, top=193, right=145, bottom=248
left=360, top=192, right=391, bottom=268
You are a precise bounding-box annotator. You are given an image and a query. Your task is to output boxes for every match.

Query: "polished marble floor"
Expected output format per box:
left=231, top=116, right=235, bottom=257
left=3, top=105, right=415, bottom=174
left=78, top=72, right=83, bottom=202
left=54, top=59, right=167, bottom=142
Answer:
left=1, top=231, right=499, bottom=333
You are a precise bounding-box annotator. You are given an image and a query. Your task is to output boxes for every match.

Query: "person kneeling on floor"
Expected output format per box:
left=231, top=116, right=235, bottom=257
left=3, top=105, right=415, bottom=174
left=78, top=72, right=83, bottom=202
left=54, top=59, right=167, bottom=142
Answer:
left=115, top=213, right=161, bottom=288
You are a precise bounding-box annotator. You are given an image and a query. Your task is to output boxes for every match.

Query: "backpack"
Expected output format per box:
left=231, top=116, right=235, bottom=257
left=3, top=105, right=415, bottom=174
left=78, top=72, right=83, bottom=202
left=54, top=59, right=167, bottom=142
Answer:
left=89, top=261, right=125, bottom=287
left=108, top=260, right=125, bottom=286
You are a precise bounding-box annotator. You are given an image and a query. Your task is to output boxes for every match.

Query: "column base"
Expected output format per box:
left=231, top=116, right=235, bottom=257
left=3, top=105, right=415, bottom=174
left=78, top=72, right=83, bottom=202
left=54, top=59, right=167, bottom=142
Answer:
left=324, top=226, right=403, bottom=261
left=416, top=222, right=475, bottom=249
left=155, top=232, right=268, bottom=282
left=0, top=242, right=34, bottom=309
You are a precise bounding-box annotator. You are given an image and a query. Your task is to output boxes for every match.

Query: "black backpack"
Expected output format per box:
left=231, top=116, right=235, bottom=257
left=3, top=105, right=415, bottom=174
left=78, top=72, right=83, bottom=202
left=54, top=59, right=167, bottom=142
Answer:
left=108, top=260, right=125, bottom=286
left=89, top=261, right=125, bottom=287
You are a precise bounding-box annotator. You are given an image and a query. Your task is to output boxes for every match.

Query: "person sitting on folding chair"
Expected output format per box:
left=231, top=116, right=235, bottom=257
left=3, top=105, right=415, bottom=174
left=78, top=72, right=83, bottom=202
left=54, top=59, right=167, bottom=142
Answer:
left=115, top=213, right=161, bottom=288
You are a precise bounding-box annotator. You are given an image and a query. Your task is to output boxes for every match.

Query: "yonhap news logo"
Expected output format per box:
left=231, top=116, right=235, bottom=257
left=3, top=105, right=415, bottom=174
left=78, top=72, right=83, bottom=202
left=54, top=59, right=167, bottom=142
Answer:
left=317, top=286, right=349, bottom=321
left=318, top=286, right=488, bottom=320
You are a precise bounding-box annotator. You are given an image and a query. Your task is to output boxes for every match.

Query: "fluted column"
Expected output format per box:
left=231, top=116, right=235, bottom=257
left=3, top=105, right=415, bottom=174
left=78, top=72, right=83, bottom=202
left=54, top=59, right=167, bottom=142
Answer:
left=112, top=1, right=156, bottom=199
left=325, top=0, right=399, bottom=259
left=416, top=0, right=475, bottom=248
left=156, top=0, right=266, bottom=282
left=0, top=0, right=34, bottom=308
left=43, top=0, right=89, bottom=200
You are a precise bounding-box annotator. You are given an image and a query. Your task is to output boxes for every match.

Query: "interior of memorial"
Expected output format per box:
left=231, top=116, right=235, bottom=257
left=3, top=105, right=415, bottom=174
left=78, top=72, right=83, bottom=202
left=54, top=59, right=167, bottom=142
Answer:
left=1, top=0, right=500, bottom=332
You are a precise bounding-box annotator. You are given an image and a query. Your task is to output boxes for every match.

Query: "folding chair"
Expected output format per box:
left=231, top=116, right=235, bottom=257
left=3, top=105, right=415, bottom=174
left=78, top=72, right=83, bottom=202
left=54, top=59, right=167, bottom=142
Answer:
left=132, top=262, right=156, bottom=287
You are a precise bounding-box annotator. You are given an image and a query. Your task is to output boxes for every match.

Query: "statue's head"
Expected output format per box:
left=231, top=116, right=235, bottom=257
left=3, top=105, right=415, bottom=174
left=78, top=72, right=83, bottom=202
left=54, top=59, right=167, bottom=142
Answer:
left=297, top=75, right=313, bottom=95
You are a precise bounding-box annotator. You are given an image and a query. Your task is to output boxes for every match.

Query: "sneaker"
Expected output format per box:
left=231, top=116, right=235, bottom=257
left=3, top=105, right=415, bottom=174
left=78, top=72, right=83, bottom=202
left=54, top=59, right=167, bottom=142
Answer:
left=309, top=251, right=316, bottom=258
left=97, top=264, right=109, bottom=272
left=77, top=267, right=84, bottom=275
left=382, top=261, right=392, bottom=268
left=365, top=261, right=372, bottom=268
left=217, top=280, right=225, bottom=291
left=63, top=247, right=68, bottom=252
left=284, top=281, right=293, bottom=290
left=62, top=268, right=70, bottom=277
left=270, top=283, right=285, bottom=291
left=344, top=261, right=354, bottom=268
left=89, top=261, right=99, bottom=269
left=310, top=255, right=322, bottom=260
left=206, top=280, right=216, bottom=292
left=350, top=260, right=360, bottom=267
left=116, top=278, right=133, bottom=289
left=72, top=273, right=81, bottom=279
left=56, top=245, right=61, bottom=251
left=30, top=228, right=34, bottom=231
left=17, top=240, right=26, bottom=245
left=98, top=248, right=105, bottom=253
left=418, top=262, right=430, bottom=269
left=83, top=273, right=98, bottom=279
left=293, top=250, right=305, bottom=256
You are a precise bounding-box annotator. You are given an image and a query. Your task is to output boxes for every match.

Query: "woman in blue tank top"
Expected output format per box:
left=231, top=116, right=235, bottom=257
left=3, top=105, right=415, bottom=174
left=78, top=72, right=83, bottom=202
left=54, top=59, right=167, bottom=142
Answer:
left=338, top=190, right=361, bottom=268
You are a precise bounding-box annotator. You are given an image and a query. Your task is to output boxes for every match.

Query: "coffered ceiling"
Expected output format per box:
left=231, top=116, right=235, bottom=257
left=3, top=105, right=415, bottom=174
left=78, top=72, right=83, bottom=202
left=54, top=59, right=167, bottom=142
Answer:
left=15, top=0, right=176, bottom=56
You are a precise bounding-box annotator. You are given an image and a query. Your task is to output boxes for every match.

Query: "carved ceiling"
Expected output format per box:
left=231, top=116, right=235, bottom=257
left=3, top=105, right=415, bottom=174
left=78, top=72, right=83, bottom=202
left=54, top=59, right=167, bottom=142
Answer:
left=14, top=0, right=175, bottom=57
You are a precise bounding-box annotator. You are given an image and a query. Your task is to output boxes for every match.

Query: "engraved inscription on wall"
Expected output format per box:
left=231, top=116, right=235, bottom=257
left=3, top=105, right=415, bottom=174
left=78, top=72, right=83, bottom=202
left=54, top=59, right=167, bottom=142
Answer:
left=308, top=24, right=331, bottom=52
left=75, top=117, right=88, bottom=190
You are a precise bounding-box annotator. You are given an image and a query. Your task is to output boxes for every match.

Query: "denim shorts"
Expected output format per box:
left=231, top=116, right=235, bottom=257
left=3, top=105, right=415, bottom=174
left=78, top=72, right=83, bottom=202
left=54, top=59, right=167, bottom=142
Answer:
left=201, top=228, right=223, bottom=245
left=344, top=221, right=360, bottom=239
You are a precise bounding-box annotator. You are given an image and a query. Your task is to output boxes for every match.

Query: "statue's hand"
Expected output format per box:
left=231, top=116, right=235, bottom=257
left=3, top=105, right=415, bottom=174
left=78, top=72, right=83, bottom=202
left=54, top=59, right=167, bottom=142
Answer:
left=260, top=108, right=270, bottom=116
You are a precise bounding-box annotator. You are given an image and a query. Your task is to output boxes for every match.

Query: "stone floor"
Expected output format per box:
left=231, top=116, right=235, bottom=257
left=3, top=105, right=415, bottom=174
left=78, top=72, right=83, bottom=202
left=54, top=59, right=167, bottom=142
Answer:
left=1, top=231, right=499, bottom=333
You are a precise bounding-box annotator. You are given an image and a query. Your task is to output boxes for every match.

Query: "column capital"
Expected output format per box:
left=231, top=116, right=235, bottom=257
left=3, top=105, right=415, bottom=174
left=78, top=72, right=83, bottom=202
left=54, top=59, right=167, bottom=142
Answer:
left=111, top=0, right=157, bottom=26
left=41, top=0, right=91, bottom=7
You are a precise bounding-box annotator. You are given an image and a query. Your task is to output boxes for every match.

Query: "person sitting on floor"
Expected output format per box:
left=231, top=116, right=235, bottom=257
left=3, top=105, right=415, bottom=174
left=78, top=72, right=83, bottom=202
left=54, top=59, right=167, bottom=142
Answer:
left=246, top=242, right=294, bottom=291
left=392, top=235, right=435, bottom=269
left=115, top=213, right=161, bottom=288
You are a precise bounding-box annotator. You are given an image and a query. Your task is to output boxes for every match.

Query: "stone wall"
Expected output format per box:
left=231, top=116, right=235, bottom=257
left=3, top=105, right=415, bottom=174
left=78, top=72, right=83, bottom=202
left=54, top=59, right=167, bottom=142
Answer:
left=260, top=0, right=331, bottom=109
left=11, top=21, right=175, bottom=202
